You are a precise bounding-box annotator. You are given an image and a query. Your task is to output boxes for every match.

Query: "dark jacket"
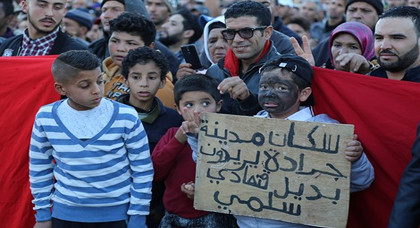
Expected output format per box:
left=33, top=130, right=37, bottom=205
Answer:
left=270, top=30, right=295, bottom=55
left=89, top=33, right=180, bottom=77
left=206, top=42, right=280, bottom=116
left=273, top=17, right=302, bottom=45
left=388, top=124, right=420, bottom=228
left=116, top=95, right=183, bottom=151
left=88, top=32, right=110, bottom=62
left=310, top=17, right=345, bottom=43
left=0, top=30, right=87, bottom=56
left=199, top=29, right=295, bottom=69
left=312, top=37, right=330, bottom=67
left=369, top=65, right=420, bottom=82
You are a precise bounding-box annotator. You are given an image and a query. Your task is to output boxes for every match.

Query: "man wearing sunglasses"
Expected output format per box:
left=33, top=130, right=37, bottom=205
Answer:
left=206, top=0, right=282, bottom=116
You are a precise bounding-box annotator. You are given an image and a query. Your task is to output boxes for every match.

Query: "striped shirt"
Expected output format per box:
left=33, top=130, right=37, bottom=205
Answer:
left=29, top=99, right=154, bottom=223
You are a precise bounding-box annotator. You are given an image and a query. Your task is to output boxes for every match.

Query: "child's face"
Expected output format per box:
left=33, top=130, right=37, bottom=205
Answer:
left=176, top=91, right=222, bottom=120
left=109, top=31, right=146, bottom=66
left=125, top=62, right=165, bottom=106
left=258, top=68, right=302, bottom=118
left=55, top=68, right=104, bottom=111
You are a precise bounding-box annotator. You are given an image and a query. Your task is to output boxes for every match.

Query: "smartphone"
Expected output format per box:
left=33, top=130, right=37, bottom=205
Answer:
left=181, top=44, right=203, bottom=70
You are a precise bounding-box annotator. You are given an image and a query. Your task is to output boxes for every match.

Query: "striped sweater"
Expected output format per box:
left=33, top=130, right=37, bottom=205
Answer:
left=29, top=99, right=154, bottom=224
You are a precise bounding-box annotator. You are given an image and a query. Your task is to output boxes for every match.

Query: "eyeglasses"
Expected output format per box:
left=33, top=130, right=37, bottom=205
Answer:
left=221, top=27, right=267, bottom=40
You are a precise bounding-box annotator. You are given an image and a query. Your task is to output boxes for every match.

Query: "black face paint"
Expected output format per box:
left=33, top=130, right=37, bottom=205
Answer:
left=258, top=71, right=299, bottom=116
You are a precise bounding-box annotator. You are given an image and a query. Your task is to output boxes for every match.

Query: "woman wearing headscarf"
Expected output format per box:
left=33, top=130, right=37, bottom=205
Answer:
left=327, top=21, right=376, bottom=73
left=292, top=21, right=377, bottom=74
left=175, top=16, right=229, bottom=80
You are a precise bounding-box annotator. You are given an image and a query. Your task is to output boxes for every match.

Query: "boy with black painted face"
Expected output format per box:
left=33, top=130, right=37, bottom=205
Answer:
left=235, top=54, right=375, bottom=227
left=258, top=68, right=303, bottom=119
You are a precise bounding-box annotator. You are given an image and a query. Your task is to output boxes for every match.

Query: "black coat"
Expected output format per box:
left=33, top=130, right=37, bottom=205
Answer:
left=388, top=124, right=420, bottom=228
left=369, top=65, right=420, bottom=82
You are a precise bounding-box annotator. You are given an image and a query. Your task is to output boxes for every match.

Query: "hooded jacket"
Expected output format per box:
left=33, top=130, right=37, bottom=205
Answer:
left=102, top=56, right=176, bottom=108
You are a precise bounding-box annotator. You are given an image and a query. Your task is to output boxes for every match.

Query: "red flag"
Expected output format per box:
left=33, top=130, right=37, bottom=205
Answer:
left=1, top=61, right=420, bottom=227
left=0, top=56, right=60, bottom=228
left=312, top=67, right=420, bottom=227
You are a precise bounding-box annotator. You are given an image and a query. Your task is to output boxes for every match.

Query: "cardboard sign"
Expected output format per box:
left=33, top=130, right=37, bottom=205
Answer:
left=194, top=113, right=354, bottom=228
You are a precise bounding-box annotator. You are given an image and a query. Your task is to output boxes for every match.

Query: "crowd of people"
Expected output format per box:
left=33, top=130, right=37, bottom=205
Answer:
left=1, top=0, right=420, bottom=227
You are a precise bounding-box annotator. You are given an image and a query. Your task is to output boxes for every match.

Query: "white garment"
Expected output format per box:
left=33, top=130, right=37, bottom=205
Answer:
left=57, top=98, right=113, bottom=139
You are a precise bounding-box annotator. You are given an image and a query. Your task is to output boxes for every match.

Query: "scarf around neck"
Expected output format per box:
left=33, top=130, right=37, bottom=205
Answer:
left=224, top=40, right=271, bottom=77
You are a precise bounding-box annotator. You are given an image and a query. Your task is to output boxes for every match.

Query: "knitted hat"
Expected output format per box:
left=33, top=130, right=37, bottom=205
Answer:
left=100, top=0, right=151, bottom=20
left=261, top=54, right=313, bottom=84
left=345, top=0, right=384, bottom=15
left=101, top=0, right=125, bottom=8
left=65, top=8, right=93, bottom=30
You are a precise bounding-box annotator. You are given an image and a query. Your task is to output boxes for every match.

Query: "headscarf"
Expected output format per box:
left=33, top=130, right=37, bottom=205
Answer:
left=203, top=16, right=226, bottom=65
left=328, top=22, right=375, bottom=68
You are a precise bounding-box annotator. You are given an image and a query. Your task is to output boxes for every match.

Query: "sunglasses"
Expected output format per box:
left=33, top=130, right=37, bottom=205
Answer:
left=221, top=27, right=267, bottom=40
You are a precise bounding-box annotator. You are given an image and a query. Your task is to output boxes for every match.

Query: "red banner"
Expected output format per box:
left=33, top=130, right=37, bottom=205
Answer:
left=312, top=67, right=420, bottom=227
left=0, top=58, right=419, bottom=227
left=0, top=56, right=60, bottom=228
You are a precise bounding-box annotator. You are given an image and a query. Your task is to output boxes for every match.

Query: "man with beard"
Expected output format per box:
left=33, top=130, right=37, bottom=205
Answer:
left=159, top=7, right=202, bottom=63
left=0, top=0, right=86, bottom=56
left=370, top=6, right=420, bottom=82
left=311, top=0, right=346, bottom=43
left=145, top=0, right=173, bottom=40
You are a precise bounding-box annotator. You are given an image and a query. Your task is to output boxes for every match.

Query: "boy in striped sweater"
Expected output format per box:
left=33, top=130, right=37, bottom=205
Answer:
left=29, top=50, right=153, bottom=228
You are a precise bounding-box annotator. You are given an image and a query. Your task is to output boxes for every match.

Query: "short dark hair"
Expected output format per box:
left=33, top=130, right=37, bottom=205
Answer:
left=175, top=7, right=203, bottom=43
left=0, top=0, right=14, bottom=17
left=224, top=1, right=272, bottom=27
left=380, top=6, right=420, bottom=37
left=121, top=46, right=169, bottom=80
left=208, top=21, right=226, bottom=32
left=52, top=50, right=100, bottom=83
left=288, top=16, right=311, bottom=32
left=109, top=12, right=156, bottom=46
left=174, top=74, right=221, bottom=106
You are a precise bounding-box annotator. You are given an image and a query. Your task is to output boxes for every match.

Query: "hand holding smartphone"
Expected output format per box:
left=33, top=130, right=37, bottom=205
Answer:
left=181, top=44, right=203, bottom=70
